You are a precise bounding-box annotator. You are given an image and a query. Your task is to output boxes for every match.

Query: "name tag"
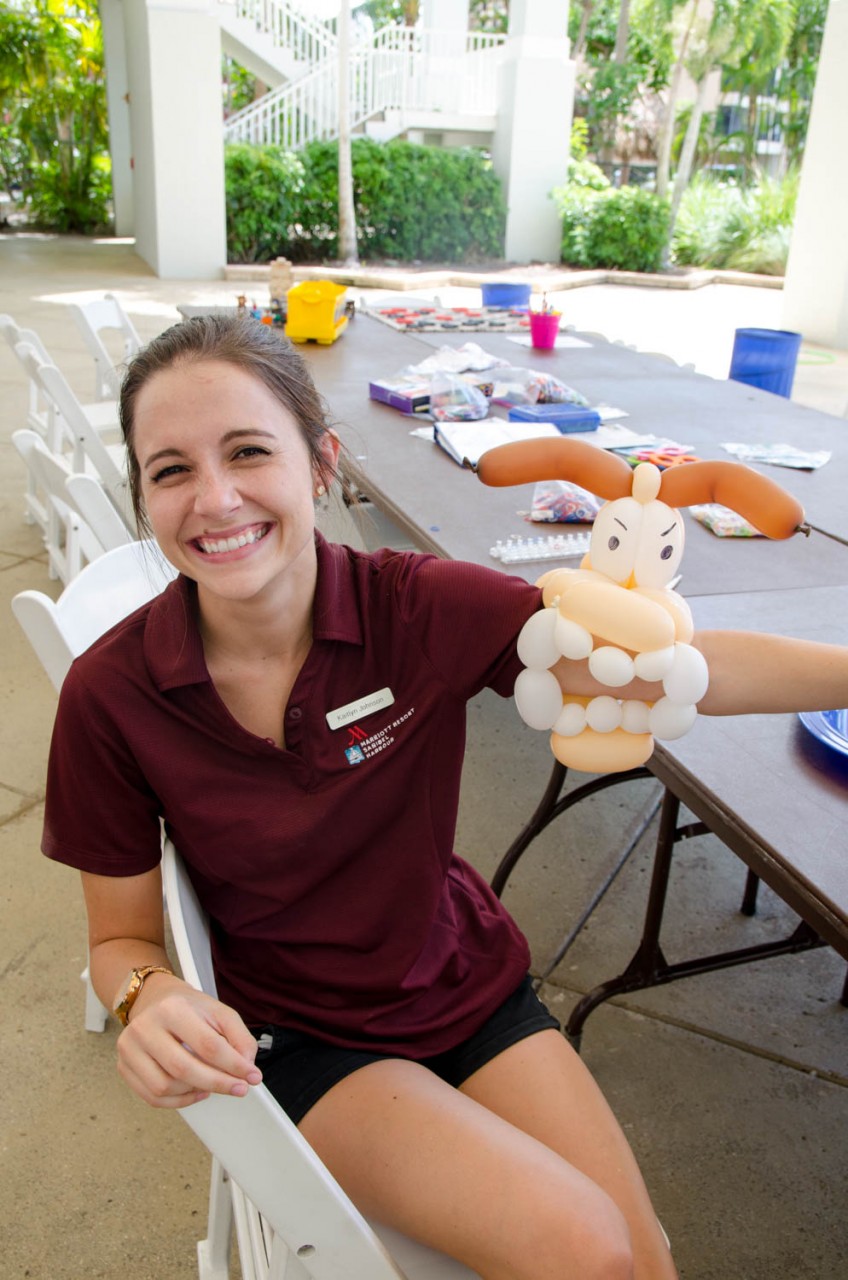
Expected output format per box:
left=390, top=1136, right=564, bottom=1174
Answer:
left=326, top=687, right=395, bottom=730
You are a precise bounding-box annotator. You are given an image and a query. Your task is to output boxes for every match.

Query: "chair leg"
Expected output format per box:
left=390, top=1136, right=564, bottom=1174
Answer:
left=196, top=1157, right=234, bottom=1280
left=82, top=965, right=108, bottom=1033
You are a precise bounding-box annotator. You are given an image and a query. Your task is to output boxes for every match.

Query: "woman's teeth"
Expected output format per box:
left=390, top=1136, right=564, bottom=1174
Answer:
left=197, top=525, right=268, bottom=555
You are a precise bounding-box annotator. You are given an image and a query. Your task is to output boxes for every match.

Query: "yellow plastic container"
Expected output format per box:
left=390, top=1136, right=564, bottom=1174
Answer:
left=285, top=280, right=349, bottom=345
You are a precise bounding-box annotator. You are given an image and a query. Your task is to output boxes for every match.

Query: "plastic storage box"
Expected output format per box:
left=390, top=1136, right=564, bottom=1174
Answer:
left=508, top=403, right=601, bottom=433
left=481, top=282, right=531, bottom=308
left=285, top=280, right=348, bottom=344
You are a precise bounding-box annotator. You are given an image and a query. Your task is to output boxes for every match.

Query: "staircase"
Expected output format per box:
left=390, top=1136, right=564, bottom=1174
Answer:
left=218, top=2, right=506, bottom=151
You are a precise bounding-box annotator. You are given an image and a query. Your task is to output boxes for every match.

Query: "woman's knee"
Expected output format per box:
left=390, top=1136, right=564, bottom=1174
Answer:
left=488, top=1186, right=634, bottom=1280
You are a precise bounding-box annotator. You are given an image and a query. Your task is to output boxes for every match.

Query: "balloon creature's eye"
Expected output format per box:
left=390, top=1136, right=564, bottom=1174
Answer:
left=608, top=535, right=620, bottom=551
left=661, top=544, right=674, bottom=560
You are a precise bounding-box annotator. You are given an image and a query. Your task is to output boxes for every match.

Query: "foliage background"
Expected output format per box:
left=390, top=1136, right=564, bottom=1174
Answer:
left=225, top=138, right=506, bottom=264
left=0, top=0, right=111, bottom=233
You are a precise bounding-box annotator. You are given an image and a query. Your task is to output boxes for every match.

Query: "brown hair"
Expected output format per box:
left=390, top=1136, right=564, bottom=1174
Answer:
left=119, top=314, right=339, bottom=536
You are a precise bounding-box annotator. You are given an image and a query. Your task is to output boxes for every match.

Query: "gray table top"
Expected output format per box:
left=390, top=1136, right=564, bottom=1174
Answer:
left=301, top=319, right=848, bottom=952
left=301, top=317, right=848, bottom=597
left=652, top=584, right=848, bottom=957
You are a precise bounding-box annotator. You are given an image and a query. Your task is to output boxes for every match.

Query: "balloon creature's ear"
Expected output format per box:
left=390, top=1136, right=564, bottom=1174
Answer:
left=658, top=460, right=807, bottom=539
left=476, top=437, right=633, bottom=502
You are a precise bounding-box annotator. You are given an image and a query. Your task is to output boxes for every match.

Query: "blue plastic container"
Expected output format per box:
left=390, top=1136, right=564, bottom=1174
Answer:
left=509, top=403, right=601, bottom=433
left=481, top=282, right=531, bottom=308
left=728, top=327, right=802, bottom=398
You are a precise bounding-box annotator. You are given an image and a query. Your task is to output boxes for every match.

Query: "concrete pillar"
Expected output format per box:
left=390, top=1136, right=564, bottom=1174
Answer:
left=99, top=0, right=134, bottom=236
left=491, top=0, right=573, bottom=264
left=782, top=0, right=848, bottom=350
left=121, top=0, right=226, bottom=279
left=419, top=0, right=469, bottom=31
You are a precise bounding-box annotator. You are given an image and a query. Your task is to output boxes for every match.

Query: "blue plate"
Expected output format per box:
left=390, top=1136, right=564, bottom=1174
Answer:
left=798, top=709, right=848, bottom=759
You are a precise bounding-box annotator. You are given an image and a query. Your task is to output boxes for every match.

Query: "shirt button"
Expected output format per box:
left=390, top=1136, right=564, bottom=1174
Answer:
left=288, top=706, right=303, bottom=721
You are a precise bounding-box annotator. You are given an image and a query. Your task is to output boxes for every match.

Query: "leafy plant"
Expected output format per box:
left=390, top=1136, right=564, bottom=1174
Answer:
left=225, top=138, right=505, bottom=264
left=553, top=180, right=670, bottom=272
left=0, top=0, right=111, bottom=233
left=224, top=144, right=306, bottom=262
left=670, top=169, right=798, bottom=274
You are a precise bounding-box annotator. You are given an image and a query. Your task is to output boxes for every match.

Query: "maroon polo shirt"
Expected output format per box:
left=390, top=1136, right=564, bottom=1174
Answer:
left=43, top=535, right=542, bottom=1054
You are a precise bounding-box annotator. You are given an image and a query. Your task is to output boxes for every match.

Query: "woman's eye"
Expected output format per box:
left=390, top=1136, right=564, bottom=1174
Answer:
left=150, top=464, right=186, bottom=483
left=234, top=445, right=271, bottom=460
left=608, top=535, right=620, bottom=551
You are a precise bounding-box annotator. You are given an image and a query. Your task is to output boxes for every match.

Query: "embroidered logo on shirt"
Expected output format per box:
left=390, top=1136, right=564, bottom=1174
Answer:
left=342, top=707, right=415, bottom=764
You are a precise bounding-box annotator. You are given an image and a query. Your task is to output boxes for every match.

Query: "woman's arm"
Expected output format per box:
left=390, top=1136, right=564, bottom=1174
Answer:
left=82, top=868, right=262, bottom=1108
left=692, top=630, right=848, bottom=716
left=553, top=630, right=848, bottom=716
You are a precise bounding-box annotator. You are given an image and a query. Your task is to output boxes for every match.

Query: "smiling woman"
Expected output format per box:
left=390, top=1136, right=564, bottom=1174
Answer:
left=39, top=314, right=848, bottom=1280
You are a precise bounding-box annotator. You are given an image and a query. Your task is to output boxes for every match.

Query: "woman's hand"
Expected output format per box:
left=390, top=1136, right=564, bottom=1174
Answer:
left=115, top=974, right=262, bottom=1109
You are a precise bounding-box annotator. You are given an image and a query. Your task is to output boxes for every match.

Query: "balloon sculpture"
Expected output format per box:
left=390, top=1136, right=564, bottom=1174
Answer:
left=477, top=438, right=807, bottom=774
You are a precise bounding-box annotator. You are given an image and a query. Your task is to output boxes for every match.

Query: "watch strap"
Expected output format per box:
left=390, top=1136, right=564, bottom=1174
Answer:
left=113, top=964, right=174, bottom=1027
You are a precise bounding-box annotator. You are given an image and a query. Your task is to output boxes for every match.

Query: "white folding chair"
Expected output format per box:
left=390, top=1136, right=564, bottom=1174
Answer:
left=14, top=340, right=134, bottom=529
left=1, top=313, right=121, bottom=457
left=11, top=541, right=177, bottom=1030
left=11, top=430, right=105, bottom=583
left=68, top=293, right=142, bottom=401
left=162, top=839, right=479, bottom=1280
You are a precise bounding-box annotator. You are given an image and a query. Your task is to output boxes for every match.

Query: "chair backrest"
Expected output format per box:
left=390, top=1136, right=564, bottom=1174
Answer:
left=15, top=340, right=127, bottom=503
left=11, top=429, right=104, bottom=583
left=68, top=294, right=142, bottom=400
left=11, top=540, right=177, bottom=691
left=65, top=473, right=134, bottom=553
left=161, top=838, right=479, bottom=1280
left=0, top=313, right=57, bottom=435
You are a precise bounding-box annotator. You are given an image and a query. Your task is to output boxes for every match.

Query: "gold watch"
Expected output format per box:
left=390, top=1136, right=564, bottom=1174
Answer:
left=113, top=965, right=174, bottom=1027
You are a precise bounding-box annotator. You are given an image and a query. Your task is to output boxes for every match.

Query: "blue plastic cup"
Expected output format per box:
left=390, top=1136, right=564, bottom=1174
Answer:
left=728, top=327, right=802, bottom=398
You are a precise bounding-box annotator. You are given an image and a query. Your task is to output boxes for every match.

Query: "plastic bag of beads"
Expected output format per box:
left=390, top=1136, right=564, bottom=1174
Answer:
left=529, top=480, right=603, bottom=524
left=429, top=371, right=490, bottom=422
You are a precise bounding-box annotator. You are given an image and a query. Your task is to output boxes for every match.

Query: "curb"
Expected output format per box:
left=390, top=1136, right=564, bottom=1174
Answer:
left=224, top=262, right=784, bottom=293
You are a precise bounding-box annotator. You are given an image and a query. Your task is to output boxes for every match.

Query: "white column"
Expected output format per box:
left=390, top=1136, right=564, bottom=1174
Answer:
left=491, top=0, right=573, bottom=264
left=99, top=0, right=134, bottom=236
left=782, top=0, right=848, bottom=350
left=121, top=0, right=226, bottom=279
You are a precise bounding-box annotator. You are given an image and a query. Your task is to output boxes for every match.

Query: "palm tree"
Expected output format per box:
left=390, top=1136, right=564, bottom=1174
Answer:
left=337, top=0, right=359, bottom=264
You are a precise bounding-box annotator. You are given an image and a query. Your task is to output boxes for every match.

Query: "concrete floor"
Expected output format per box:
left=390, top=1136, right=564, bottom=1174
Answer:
left=1, top=231, right=847, bottom=1280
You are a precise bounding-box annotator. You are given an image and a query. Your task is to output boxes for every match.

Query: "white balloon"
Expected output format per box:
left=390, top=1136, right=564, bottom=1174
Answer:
left=589, top=645, right=636, bottom=688
left=514, top=668, right=563, bottom=731
left=634, top=645, right=675, bottom=682
left=649, top=698, right=698, bottom=740
left=620, top=699, right=651, bottom=734
left=662, top=643, right=709, bottom=704
left=553, top=701, right=587, bottom=737
left=586, top=696, right=622, bottom=733
left=555, top=614, right=594, bottom=660
left=516, top=608, right=560, bottom=671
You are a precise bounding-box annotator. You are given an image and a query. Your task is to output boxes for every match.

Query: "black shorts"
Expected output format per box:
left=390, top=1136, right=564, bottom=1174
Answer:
left=251, top=976, right=561, bottom=1126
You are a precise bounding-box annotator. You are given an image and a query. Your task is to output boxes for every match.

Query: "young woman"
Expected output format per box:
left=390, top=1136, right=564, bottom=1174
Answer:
left=42, top=316, right=848, bottom=1280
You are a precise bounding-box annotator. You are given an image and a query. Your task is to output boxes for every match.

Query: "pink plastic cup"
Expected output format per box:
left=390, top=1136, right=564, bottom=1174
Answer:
left=529, top=311, right=561, bottom=349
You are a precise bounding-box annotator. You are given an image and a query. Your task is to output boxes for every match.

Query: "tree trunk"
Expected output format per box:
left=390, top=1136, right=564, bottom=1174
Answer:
left=655, top=0, right=700, bottom=199
left=573, top=0, right=595, bottom=61
left=668, top=68, right=712, bottom=235
left=337, top=0, right=359, bottom=265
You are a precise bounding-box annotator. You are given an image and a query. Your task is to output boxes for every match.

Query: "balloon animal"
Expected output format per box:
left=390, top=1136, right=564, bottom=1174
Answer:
left=477, top=438, right=807, bottom=774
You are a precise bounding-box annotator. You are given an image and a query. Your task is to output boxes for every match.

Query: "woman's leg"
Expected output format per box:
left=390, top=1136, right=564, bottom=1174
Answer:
left=459, top=1029, right=676, bottom=1280
left=299, top=1052, right=638, bottom=1280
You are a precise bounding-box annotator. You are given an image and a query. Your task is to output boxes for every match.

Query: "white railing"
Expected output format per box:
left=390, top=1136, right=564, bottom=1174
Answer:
left=223, top=0, right=337, bottom=67
left=223, top=25, right=506, bottom=150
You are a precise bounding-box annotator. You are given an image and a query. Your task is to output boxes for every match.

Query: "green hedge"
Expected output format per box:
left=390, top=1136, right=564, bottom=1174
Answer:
left=553, top=181, right=670, bottom=273
left=225, top=137, right=505, bottom=263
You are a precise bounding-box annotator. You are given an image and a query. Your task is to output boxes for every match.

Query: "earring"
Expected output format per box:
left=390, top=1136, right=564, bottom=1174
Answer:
left=314, top=483, right=326, bottom=498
